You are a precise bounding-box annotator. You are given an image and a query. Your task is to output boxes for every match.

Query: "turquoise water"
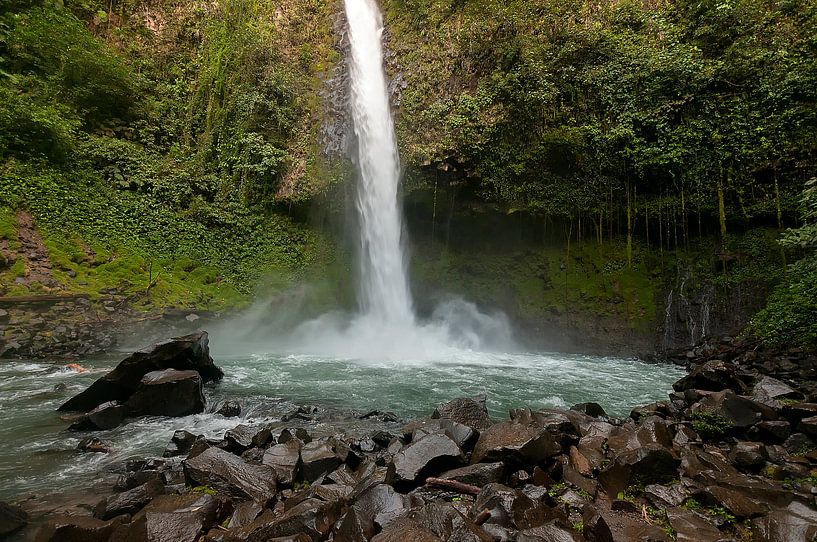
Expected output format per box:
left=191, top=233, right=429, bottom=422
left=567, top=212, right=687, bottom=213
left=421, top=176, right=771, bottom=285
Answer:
left=0, top=351, right=683, bottom=500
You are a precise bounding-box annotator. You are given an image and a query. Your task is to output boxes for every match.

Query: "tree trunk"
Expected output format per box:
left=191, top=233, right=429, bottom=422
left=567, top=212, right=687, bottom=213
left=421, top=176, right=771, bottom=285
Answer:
left=717, top=177, right=727, bottom=240
left=626, top=180, right=632, bottom=268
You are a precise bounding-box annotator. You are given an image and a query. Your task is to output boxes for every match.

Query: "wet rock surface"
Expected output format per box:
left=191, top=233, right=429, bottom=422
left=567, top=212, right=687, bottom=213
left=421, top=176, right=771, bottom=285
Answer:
left=59, top=331, right=222, bottom=413
left=7, top=334, right=817, bottom=542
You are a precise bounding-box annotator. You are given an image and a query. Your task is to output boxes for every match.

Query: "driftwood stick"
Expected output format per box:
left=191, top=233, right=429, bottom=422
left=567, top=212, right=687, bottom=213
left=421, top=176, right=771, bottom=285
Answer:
left=425, top=477, right=482, bottom=495
left=474, top=508, right=492, bottom=526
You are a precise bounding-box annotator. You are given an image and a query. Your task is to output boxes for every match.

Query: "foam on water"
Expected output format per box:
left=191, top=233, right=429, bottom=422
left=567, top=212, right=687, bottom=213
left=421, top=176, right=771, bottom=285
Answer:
left=0, top=353, right=683, bottom=499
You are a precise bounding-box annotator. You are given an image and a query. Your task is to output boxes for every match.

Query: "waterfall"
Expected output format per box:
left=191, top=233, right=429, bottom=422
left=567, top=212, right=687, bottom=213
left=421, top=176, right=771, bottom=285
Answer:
left=248, top=0, right=513, bottom=360
left=344, top=0, right=414, bottom=325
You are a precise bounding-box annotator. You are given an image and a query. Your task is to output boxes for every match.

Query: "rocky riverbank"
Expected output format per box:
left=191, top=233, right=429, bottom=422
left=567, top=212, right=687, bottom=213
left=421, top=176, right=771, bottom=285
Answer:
left=3, top=335, right=817, bottom=541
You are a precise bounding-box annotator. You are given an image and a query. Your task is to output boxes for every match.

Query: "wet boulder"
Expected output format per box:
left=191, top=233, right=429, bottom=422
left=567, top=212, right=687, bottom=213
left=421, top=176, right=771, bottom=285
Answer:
left=121, top=493, right=220, bottom=542
left=350, top=483, right=410, bottom=531
left=748, top=420, right=791, bottom=443
left=125, top=369, right=205, bottom=417
left=409, top=501, right=494, bottom=541
left=516, top=522, right=579, bottom=542
left=225, top=425, right=272, bottom=453
left=691, top=390, right=769, bottom=430
left=262, top=440, right=301, bottom=487
left=673, top=360, right=747, bottom=393
left=59, top=331, right=222, bottom=412
left=728, top=441, right=767, bottom=471
left=227, top=501, right=263, bottom=529
left=470, top=483, right=550, bottom=530
left=666, top=507, right=722, bottom=542
left=700, top=485, right=768, bottom=518
left=300, top=440, right=343, bottom=483
left=571, top=402, right=607, bottom=418
left=403, top=418, right=477, bottom=452
left=183, top=447, right=277, bottom=503
left=94, top=478, right=164, bottom=520
left=0, top=501, right=27, bottom=538
left=35, top=514, right=129, bottom=542
left=432, top=396, right=493, bottom=431
left=387, top=433, right=465, bottom=489
left=752, top=501, right=817, bottom=542
left=470, top=421, right=561, bottom=465
left=599, top=444, right=680, bottom=496
left=216, top=400, right=241, bottom=418
left=70, top=401, right=128, bottom=431
left=752, top=376, right=804, bottom=406
left=439, top=462, right=504, bottom=487
left=164, top=430, right=199, bottom=458
left=370, top=517, right=440, bottom=542
left=233, top=497, right=343, bottom=541
left=644, top=484, right=687, bottom=508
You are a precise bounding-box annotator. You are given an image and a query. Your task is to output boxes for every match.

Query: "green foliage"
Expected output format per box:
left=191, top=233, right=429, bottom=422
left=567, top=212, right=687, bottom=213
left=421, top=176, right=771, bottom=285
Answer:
left=752, top=179, right=817, bottom=347
left=690, top=410, right=733, bottom=440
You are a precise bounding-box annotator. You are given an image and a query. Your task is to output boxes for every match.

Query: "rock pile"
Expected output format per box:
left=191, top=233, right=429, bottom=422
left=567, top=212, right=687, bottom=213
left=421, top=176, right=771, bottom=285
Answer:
left=12, top=336, right=817, bottom=541
left=59, top=331, right=222, bottom=430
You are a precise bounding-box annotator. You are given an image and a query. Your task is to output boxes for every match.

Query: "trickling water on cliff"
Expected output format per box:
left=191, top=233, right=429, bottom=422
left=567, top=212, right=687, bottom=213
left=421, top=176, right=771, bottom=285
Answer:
left=344, top=0, right=413, bottom=325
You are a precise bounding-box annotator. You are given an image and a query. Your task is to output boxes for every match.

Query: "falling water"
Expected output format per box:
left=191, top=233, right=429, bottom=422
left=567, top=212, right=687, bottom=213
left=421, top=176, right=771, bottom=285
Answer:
left=344, top=0, right=413, bottom=325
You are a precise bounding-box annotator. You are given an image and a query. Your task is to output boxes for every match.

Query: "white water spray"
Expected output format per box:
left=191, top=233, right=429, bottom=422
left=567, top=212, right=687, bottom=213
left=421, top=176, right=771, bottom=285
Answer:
left=344, top=0, right=413, bottom=325
left=214, top=0, right=514, bottom=360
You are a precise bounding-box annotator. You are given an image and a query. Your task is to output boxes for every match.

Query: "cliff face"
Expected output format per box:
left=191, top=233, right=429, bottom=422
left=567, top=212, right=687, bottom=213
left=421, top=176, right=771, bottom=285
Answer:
left=1, top=0, right=811, bottom=355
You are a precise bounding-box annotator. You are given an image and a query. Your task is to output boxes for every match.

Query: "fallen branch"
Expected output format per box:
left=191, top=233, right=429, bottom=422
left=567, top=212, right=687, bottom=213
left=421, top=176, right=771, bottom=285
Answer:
left=474, top=508, right=491, bottom=526
left=425, top=477, right=482, bottom=495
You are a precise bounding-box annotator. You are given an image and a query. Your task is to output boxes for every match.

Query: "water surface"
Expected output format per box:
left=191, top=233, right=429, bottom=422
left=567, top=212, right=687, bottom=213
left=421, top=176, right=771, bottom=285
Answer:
left=0, top=351, right=683, bottom=500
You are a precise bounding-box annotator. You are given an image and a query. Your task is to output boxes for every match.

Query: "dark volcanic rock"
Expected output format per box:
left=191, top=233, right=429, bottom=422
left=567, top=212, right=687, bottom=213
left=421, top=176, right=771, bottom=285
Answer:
left=403, top=418, right=478, bottom=452
left=59, top=331, right=222, bottom=412
left=216, top=400, right=241, bottom=417
left=94, top=478, right=164, bottom=520
left=163, top=430, right=199, bottom=458
left=753, top=376, right=804, bottom=406
left=728, top=441, right=767, bottom=470
left=183, top=447, right=277, bottom=503
left=300, top=440, right=343, bottom=483
left=752, top=501, right=817, bottom=542
left=440, top=462, right=504, bottom=487
left=125, top=369, right=205, bottom=417
left=234, top=497, right=343, bottom=541
left=227, top=500, right=263, bottom=529
left=351, top=483, right=410, bottom=531
left=387, top=433, right=465, bottom=488
left=748, top=420, right=791, bottom=443
left=409, top=501, right=494, bottom=541
left=432, top=396, right=493, bottom=431
left=370, top=517, right=440, bottom=542
left=262, top=440, right=301, bottom=487
left=673, top=360, right=747, bottom=393
left=666, top=507, right=722, bottom=542
left=571, top=402, right=607, bottom=418
left=88, top=401, right=128, bottom=429
left=691, top=390, right=768, bottom=429
left=0, top=501, right=27, bottom=538
left=470, top=421, right=561, bottom=465
left=70, top=401, right=128, bottom=431
left=36, top=514, right=128, bottom=542
left=122, top=493, right=220, bottom=542
left=599, top=444, right=680, bottom=496
left=470, top=483, right=550, bottom=530
left=225, top=425, right=272, bottom=453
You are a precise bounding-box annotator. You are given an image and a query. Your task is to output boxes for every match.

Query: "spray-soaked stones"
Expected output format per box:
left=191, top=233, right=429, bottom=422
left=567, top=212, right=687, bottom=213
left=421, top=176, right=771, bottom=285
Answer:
left=125, top=369, right=205, bottom=417
left=58, top=331, right=222, bottom=413
left=183, top=447, right=277, bottom=504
